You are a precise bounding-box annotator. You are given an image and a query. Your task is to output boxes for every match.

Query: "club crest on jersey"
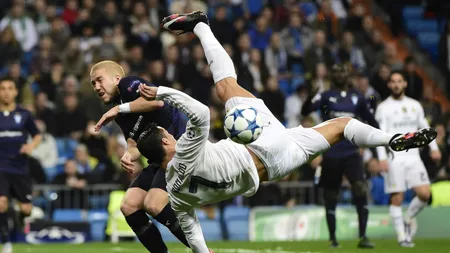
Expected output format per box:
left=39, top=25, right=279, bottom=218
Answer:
left=402, top=107, right=407, bottom=113
left=187, top=129, right=195, bottom=139
left=14, top=113, right=22, bottom=124
left=351, top=95, right=358, bottom=105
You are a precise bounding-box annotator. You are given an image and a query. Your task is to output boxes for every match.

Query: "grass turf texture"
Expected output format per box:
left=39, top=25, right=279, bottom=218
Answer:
left=13, top=239, right=450, bottom=253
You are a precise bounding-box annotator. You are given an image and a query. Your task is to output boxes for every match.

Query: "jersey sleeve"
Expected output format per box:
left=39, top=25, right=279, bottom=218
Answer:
left=416, top=103, right=439, bottom=151
left=173, top=206, right=209, bottom=253
left=375, top=104, right=388, bottom=160
left=25, top=111, right=39, bottom=137
left=156, top=86, right=210, bottom=159
left=301, top=92, right=325, bottom=116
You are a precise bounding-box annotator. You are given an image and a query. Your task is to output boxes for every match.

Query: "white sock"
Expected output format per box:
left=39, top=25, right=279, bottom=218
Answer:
left=406, top=196, right=427, bottom=222
left=343, top=118, right=394, bottom=147
left=193, top=22, right=237, bottom=83
left=390, top=205, right=406, bottom=242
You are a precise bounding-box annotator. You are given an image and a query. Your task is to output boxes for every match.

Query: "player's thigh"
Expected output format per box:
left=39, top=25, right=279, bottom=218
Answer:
left=407, top=159, right=431, bottom=199
left=318, top=157, right=343, bottom=190
left=312, top=117, right=352, bottom=146
left=144, top=169, right=169, bottom=216
left=383, top=158, right=407, bottom=195
left=286, top=127, right=331, bottom=163
left=343, top=155, right=368, bottom=197
left=216, top=77, right=255, bottom=104
left=121, top=167, right=155, bottom=215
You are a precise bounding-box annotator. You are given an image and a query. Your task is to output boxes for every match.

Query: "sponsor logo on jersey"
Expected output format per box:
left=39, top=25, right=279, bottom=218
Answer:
left=351, top=95, right=358, bottom=105
left=0, top=131, right=23, bottom=138
left=14, top=113, right=22, bottom=124
left=172, top=163, right=187, bottom=192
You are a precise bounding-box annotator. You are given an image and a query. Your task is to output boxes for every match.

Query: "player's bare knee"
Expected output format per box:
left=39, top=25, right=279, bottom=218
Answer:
left=144, top=189, right=168, bottom=217
left=351, top=181, right=368, bottom=197
left=417, top=190, right=431, bottom=202
left=19, top=203, right=32, bottom=216
left=120, top=196, right=142, bottom=216
left=0, top=197, right=8, bottom=213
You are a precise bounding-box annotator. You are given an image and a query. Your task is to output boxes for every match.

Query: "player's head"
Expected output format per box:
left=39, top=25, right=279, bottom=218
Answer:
left=137, top=123, right=176, bottom=166
left=90, top=60, right=125, bottom=104
left=0, top=79, right=18, bottom=105
left=331, top=63, right=350, bottom=89
left=388, top=71, right=407, bottom=98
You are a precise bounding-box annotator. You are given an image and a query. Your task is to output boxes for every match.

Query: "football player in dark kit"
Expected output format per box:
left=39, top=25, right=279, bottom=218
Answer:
left=91, top=61, right=190, bottom=252
left=302, top=64, right=376, bottom=249
left=0, top=79, right=42, bottom=253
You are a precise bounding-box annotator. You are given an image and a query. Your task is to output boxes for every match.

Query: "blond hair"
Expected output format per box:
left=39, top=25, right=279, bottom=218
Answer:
left=90, top=60, right=125, bottom=77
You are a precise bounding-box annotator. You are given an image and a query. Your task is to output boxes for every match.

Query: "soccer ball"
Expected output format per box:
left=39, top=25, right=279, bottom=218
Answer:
left=224, top=104, right=263, bottom=144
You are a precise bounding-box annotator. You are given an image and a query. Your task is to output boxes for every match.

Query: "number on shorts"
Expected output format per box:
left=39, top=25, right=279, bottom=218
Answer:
left=189, top=176, right=231, bottom=193
left=420, top=172, right=427, bottom=182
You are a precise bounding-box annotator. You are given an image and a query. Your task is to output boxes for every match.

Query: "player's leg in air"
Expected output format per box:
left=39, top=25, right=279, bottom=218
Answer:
left=161, top=11, right=436, bottom=154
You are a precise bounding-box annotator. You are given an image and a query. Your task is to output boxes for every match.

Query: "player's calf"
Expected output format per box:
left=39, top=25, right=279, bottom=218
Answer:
left=145, top=189, right=191, bottom=248
left=0, top=198, right=7, bottom=213
left=18, top=203, right=32, bottom=217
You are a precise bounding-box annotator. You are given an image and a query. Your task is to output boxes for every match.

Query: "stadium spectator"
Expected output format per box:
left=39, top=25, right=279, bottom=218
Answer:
left=234, top=33, right=252, bottom=68
left=49, top=17, right=71, bottom=57
left=32, top=0, right=52, bottom=35
left=314, top=0, right=339, bottom=43
left=55, top=94, right=87, bottom=139
left=403, top=57, right=424, bottom=101
left=438, top=20, right=450, bottom=86
left=337, top=31, right=366, bottom=72
left=61, top=0, right=79, bottom=26
left=94, top=0, right=122, bottom=33
left=63, top=38, right=85, bottom=77
left=355, top=73, right=380, bottom=113
left=164, top=44, right=182, bottom=86
left=247, top=16, right=273, bottom=51
left=265, top=32, right=288, bottom=77
left=355, top=16, right=375, bottom=46
left=309, top=62, right=331, bottom=93
left=237, top=48, right=270, bottom=94
left=92, top=28, right=122, bottom=63
left=345, top=3, right=366, bottom=33
left=370, top=61, right=391, bottom=100
left=363, top=29, right=385, bottom=70
left=80, top=121, right=108, bottom=162
left=34, top=91, right=57, bottom=135
left=260, top=76, right=285, bottom=122
left=421, top=85, right=442, bottom=125
left=30, top=35, right=55, bottom=75
left=31, top=120, right=58, bottom=170
left=304, top=30, right=334, bottom=74
left=51, top=159, right=88, bottom=209
left=376, top=42, right=403, bottom=71
left=210, top=5, right=234, bottom=45
left=285, top=85, right=308, bottom=128
left=0, top=1, right=38, bottom=55
left=0, top=27, right=22, bottom=69
left=149, top=60, right=170, bottom=88
left=2, top=62, right=26, bottom=103
left=280, top=13, right=313, bottom=69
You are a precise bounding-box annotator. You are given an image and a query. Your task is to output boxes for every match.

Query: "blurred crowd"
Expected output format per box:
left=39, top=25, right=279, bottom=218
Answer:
left=0, top=0, right=449, bottom=207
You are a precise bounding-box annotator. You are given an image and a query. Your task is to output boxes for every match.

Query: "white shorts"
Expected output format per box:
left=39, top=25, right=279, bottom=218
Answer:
left=383, top=156, right=430, bottom=193
left=225, top=97, right=330, bottom=180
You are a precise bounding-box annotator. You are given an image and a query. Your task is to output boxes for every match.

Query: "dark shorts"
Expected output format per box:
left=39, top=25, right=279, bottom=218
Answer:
left=318, top=154, right=366, bottom=189
left=0, top=172, right=33, bottom=203
left=128, top=164, right=167, bottom=192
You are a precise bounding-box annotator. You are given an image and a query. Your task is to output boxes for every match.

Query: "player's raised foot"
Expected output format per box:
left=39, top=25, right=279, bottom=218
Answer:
left=329, top=240, right=340, bottom=248
left=2, top=242, right=12, bottom=253
left=389, top=128, right=437, bottom=152
left=399, top=240, right=415, bottom=248
left=357, top=237, right=375, bottom=249
left=161, top=11, right=209, bottom=35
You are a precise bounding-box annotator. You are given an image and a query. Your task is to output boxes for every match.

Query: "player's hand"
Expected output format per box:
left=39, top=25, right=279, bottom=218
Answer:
left=19, top=144, right=33, bottom=156
left=121, top=151, right=135, bottom=174
left=430, top=150, right=442, bottom=165
left=209, top=249, right=215, bottom=253
left=139, top=84, right=157, bottom=101
left=379, top=160, right=389, bottom=173
left=95, top=106, right=120, bottom=132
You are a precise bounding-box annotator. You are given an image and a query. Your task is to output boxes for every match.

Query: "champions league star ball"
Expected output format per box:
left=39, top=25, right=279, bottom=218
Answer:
left=224, top=104, right=263, bottom=144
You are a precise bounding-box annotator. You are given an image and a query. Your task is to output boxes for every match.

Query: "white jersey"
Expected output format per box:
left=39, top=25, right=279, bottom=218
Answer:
left=375, top=96, right=438, bottom=160
left=156, top=87, right=260, bottom=253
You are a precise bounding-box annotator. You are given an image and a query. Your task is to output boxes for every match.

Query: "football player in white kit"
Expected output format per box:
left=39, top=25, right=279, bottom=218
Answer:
left=375, top=71, right=441, bottom=247
left=134, top=12, right=437, bottom=253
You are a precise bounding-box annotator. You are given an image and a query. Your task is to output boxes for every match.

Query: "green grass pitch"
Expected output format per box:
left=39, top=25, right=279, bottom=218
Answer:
left=13, top=239, right=450, bottom=253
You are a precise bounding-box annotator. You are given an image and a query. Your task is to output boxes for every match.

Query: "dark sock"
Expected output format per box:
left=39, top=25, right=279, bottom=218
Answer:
left=354, top=196, right=369, bottom=238
left=325, top=204, right=337, bottom=241
left=0, top=212, right=9, bottom=243
left=154, top=204, right=190, bottom=248
left=428, top=193, right=433, bottom=205
left=125, top=210, right=168, bottom=253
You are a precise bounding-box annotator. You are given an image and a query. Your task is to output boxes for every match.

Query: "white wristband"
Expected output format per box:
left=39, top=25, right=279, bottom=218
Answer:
left=118, top=103, right=131, bottom=113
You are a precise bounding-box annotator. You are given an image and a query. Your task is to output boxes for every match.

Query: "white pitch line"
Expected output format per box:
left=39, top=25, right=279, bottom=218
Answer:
left=211, top=248, right=322, bottom=253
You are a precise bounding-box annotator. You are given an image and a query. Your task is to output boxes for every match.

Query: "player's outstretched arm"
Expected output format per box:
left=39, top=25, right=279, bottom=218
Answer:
left=175, top=208, right=210, bottom=253
left=139, top=84, right=210, bottom=127
left=94, top=97, right=164, bottom=132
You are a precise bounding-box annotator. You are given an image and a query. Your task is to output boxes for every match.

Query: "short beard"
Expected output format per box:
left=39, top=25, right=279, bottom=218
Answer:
left=391, top=89, right=405, bottom=99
